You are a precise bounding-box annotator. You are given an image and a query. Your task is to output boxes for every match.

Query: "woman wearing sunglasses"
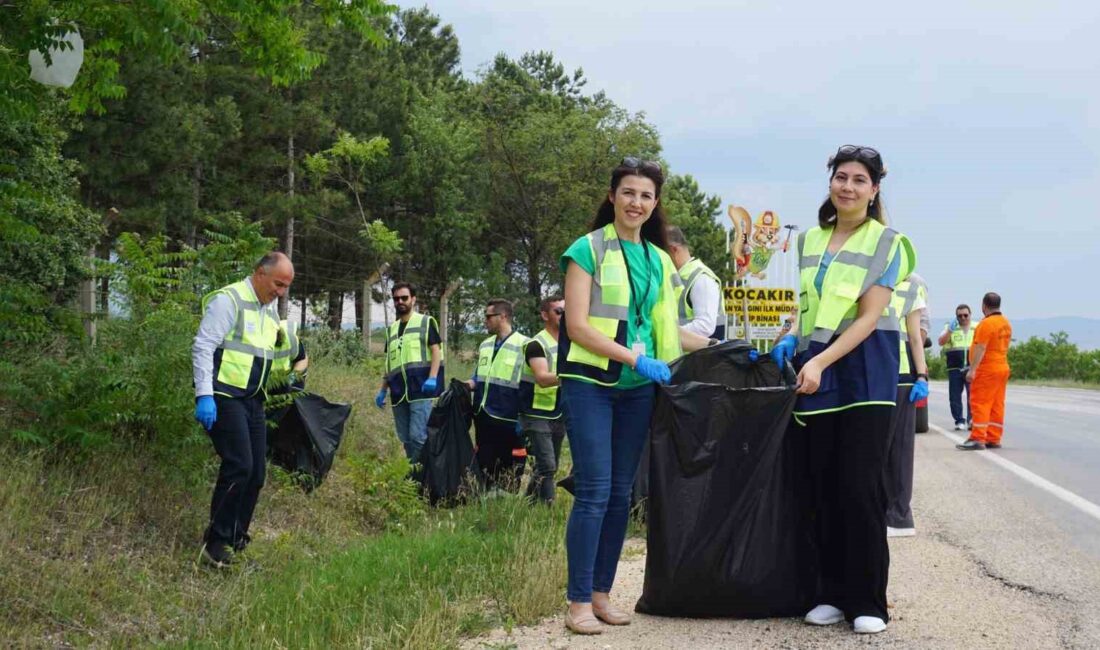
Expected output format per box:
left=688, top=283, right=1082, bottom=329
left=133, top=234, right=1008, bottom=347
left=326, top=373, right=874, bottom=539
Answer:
left=557, top=157, right=711, bottom=635
left=771, top=145, right=915, bottom=635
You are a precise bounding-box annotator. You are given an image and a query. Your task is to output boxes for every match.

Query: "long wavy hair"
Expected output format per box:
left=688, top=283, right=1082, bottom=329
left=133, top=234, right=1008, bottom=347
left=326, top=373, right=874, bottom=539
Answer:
left=589, top=161, right=670, bottom=251
left=817, top=147, right=888, bottom=228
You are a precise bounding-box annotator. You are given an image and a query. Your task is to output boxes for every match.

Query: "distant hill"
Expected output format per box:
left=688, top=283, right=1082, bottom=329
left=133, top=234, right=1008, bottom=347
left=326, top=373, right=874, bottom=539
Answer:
left=931, top=317, right=1100, bottom=352
left=1008, top=317, right=1100, bottom=351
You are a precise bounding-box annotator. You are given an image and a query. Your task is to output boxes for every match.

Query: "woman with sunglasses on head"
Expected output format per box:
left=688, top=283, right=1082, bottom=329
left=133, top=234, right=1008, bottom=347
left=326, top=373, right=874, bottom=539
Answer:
left=771, top=145, right=915, bottom=635
left=557, top=157, right=711, bottom=635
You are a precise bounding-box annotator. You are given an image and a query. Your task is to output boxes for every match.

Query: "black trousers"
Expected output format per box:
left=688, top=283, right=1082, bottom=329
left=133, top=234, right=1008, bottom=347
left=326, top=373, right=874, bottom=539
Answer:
left=804, top=404, right=894, bottom=622
left=884, top=386, right=916, bottom=529
left=475, top=411, right=524, bottom=492
left=205, top=395, right=267, bottom=547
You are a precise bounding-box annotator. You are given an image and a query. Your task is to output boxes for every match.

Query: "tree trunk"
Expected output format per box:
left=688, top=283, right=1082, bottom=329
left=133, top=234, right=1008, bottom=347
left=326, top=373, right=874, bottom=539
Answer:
left=299, top=296, right=307, bottom=329
left=280, top=132, right=295, bottom=318
left=327, top=291, right=343, bottom=331
left=355, top=284, right=365, bottom=332
left=439, top=279, right=461, bottom=359
left=81, top=247, right=97, bottom=344
left=361, top=279, right=370, bottom=349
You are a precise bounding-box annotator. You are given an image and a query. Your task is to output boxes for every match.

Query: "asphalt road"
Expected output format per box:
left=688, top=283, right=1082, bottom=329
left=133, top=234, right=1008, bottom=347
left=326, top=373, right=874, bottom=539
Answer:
left=927, top=381, right=1100, bottom=562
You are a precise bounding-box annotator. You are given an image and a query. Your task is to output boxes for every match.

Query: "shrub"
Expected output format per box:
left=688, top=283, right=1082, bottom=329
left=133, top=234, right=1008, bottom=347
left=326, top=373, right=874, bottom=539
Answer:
left=344, top=454, right=427, bottom=531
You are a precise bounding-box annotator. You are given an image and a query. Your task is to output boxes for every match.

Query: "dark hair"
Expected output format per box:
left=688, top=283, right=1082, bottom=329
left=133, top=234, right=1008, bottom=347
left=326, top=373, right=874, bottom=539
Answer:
left=391, top=281, right=416, bottom=298
left=539, top=295, right=563, bottom=313
left=487, top=298, right=513, bottom=321
left=955, top=304, right=971, bottom=316
left=589, top=162, right=670, bottom=251
left=817, top=146, right=888, bottom=227
left=982, top=292, right=1001, bottom=310
left=665, top=225, right=688, bottom=248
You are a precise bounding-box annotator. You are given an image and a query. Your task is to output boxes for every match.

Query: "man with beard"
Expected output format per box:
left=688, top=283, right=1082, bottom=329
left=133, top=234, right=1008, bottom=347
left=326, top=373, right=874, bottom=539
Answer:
left=519, top=295, right=568, bottom=504
left=375, top=282, right=444, bottom=461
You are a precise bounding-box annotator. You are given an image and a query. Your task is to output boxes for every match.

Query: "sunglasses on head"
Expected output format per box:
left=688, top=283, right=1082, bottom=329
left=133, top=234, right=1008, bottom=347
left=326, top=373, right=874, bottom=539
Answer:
left=832, top=145, right=885, bottom=173
left=620, top=156, right=662, bottom=173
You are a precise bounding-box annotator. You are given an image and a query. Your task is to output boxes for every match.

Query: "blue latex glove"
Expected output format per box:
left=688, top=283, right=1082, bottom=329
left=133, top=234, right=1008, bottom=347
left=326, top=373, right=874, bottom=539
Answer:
left=948, top=318, right=959, bottom=331
left=634, top=355, right=672, bottom=385
left=771, top=334, right=797, bottom=367
left=909, top=378, right=929, bottom=403
left=748, top=349, right=759, bottom=363
left=375, top=388, right=387, bottom=409
left=423, top=377, right=438, bottom=394
left=194, top=395, right=216, bottom=431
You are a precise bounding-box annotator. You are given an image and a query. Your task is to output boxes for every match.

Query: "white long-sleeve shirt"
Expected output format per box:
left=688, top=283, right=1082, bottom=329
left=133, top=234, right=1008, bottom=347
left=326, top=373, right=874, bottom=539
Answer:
left=681, top=272, right=725, bottom=337
left=191, top=277, right=278, bottom=397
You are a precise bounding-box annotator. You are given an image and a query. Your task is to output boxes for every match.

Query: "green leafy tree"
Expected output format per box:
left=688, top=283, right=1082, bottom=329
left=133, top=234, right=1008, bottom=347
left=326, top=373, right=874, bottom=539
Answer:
left=663, top=173, right=730, bottom=280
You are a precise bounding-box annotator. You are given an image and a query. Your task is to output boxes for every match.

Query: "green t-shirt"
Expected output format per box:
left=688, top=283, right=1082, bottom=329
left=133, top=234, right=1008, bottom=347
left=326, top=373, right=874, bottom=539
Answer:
left=560, top=233, right=662, bottom=389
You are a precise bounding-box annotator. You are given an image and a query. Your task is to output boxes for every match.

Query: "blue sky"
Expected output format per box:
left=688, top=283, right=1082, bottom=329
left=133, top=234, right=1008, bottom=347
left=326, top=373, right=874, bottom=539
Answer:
left=417, top=0, right=1100, bottom=321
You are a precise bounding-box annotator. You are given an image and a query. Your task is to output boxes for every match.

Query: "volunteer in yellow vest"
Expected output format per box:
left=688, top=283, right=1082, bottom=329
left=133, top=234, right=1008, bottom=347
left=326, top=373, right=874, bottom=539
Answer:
left=519, top=295, right=567, bottom=505
left=272, top=319, right=308, bottom=391
left=558, top=158, right=711, bottom=636
left=666, top=225, right=727, bottom=339
left=771, top=145, right=906, bottom=635
left=938, top=303, right=977, bottom=430
left=192, top=252, right=293, bottom=568
left=465, top=299, right=528, bottom=492
left=375, top=282, right=443, bottom=462
left=884, top=269, right=929, bottom=538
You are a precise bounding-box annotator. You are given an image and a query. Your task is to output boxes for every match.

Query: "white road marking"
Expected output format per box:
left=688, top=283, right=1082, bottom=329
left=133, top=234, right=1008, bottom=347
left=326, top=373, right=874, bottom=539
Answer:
left=930, top=423, right=1100, bottom=524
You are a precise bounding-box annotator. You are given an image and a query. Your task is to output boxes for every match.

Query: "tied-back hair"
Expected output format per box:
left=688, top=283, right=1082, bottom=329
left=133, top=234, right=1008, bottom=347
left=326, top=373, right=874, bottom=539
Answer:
left=589, top=161, right=670, bottom=251
left=817, top=147, right=889, bottom=228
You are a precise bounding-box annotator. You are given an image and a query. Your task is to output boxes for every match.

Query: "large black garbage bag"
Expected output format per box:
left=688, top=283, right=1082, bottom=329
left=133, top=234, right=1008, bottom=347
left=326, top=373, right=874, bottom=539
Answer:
left=415, top=379, right=479, bottom=506
left=268, top=393, right=351, bottom=492
left=635, top=340, right=816, bottom=618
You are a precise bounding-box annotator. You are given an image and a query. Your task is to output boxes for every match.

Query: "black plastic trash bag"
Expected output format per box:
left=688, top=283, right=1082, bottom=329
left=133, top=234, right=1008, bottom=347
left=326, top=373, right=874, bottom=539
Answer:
left=635, top=340, right=817, bottom=618
left=268, top=393, right=351, bottom=492
left=415, top=379, right=479, bottom=506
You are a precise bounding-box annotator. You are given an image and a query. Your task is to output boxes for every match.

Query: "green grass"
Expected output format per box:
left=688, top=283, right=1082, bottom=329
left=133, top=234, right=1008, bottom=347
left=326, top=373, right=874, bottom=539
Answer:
left=0, top=356, right=575, bottom=648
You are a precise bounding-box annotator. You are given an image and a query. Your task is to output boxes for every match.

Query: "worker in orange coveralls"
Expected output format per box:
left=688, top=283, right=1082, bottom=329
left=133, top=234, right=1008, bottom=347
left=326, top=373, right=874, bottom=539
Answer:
left=956, top=292, right=1013, bottom=451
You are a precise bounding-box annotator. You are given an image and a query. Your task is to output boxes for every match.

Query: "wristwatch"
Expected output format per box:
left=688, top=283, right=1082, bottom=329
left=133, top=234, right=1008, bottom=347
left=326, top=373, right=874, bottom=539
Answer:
left=915, top=372, right=929, bottom=381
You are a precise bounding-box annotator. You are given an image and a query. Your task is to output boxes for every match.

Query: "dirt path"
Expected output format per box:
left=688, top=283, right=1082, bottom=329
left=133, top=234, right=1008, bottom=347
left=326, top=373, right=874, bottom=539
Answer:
left=467, top=431, right=1100, bottom=649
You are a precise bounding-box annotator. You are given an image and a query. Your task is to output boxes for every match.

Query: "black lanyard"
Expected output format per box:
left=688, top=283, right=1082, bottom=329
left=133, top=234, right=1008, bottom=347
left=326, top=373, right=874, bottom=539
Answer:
left=618, top=236, right=653, bottom=328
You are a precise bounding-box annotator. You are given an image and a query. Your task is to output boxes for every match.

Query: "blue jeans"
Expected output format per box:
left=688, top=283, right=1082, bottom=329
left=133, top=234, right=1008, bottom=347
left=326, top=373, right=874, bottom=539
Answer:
left=561, top=379, right=656, bottom=603
left=947, top=368, right=971, bottom=425
left=393, top=399, right=432, bottom=461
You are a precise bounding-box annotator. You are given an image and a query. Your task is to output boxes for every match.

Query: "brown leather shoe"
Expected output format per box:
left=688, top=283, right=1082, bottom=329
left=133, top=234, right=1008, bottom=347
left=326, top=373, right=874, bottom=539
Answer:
left=593, top=603, right=632, bottom=625
left=565, top=609, right=603, bottom=635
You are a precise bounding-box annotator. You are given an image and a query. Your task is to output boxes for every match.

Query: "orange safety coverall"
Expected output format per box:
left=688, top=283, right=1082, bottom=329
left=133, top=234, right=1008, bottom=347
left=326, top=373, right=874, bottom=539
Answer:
left=968, top=313, right=1012, bottom=444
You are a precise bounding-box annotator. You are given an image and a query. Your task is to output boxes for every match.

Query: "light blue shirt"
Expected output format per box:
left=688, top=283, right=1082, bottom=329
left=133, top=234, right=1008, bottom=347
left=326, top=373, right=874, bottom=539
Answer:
left=814, top=249, right=900, bottom=296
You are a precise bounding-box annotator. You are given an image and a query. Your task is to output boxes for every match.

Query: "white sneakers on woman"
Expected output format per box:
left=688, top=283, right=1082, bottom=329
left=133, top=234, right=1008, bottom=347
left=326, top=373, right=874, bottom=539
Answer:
left=853, top=616, right=887, bottom=634
left=804, top=604, right=887, bottom=634
left=804, top=604, right=845, bottom=625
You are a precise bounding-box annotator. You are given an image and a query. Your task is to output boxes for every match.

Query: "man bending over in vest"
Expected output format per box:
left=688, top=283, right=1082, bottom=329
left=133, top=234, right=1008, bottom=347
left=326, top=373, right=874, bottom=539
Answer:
left=192, top=251, right=294, bottom=568
left=467, top=299, right=529, bottom=493
left=666, top=225, right=727, bottom=340
left=520, top=295, right=568, bottom=504
left=375, top=282, right=444, bottom=462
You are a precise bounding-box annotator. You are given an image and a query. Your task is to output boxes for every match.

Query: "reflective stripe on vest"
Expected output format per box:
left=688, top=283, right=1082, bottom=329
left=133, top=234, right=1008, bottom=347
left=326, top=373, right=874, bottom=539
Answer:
left=521, top=329, right=561, bottom=419
left=385, top=312, right=444, bottom=403
left=273, top=319, right=300, bottom=373
left=474, top=331, right=528, bottom=422
left=557, top=224, right=683, bottom=386
left=792, top=220, right=905, bottom=418
left=892, top=275, right=927, bottom=385
left=675, top=257, right=726, bottom=338
left=202, top=279, right=280, bottom=399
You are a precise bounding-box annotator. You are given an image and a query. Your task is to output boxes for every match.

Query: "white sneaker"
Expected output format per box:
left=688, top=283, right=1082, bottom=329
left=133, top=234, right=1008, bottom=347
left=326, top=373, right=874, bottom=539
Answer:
left=887, top=527, right=916, bottom=538
left=853, top=616, right=887, bottom=634
left=953, top=423, right=964, bottom=431
left=804, top=604, right=845, bottom=625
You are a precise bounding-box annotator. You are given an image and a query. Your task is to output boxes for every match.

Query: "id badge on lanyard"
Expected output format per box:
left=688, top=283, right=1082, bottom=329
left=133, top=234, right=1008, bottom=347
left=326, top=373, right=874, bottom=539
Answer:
left=631, top=337, right=646, bottom=356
